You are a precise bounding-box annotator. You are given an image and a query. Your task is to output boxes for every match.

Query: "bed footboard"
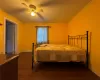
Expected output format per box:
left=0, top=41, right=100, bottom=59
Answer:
left=32, top=43, right=34, bottom=69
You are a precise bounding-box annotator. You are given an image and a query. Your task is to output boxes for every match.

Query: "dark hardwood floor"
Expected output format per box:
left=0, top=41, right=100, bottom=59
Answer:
left=18, top=52, right=100, bottom=80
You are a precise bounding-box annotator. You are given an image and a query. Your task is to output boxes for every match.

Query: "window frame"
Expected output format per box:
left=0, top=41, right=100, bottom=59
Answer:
left=36, top=26, right=49, bottom=45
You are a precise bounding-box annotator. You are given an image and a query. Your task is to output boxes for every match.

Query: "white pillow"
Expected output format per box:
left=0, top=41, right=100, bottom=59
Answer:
left=40, top=44, right=47, bottom=47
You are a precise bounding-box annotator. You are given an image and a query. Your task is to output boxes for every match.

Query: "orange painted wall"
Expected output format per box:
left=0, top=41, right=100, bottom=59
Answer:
left=0, top=9, right=68, bottom=53
left=20, top=23, right=68, bottom=52
left=68, top=0, right=100, bottom=77
left=0, top=9, right=23, bottom=53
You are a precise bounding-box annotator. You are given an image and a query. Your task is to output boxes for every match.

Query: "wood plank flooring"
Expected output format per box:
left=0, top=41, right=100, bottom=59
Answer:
left=18, top=52, right=100, bottom=80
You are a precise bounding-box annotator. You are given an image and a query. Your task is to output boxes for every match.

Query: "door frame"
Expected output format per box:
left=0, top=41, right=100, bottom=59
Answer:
left=4, top=18, right=18, bottom=54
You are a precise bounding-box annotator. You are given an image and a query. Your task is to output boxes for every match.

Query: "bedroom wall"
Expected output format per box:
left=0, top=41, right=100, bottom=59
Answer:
left=0, top=9, right=23, bottom=53
left=67, top=0, right=100, bottom=77
left=20, top=23, right=68, bottom=52
left=0, top=9, right=68, bottom=53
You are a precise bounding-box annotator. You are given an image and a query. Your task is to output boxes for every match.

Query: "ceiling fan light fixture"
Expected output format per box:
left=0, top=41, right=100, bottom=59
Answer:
left=31, top=11, right=35, bottom=16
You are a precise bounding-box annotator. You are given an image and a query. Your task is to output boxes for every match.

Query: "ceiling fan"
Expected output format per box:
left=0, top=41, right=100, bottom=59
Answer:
left=20, top=0, right=71, bottom=20
left=21, top=0, right=44, bottom=20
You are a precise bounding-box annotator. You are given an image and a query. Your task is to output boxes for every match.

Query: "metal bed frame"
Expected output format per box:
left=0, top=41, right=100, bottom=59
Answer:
left=32, top=31, right=89, bottom=69
left=68, top=31, right=89, bottom=68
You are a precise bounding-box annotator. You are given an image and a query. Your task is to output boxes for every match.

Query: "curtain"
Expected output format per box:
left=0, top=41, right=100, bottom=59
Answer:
left=37, top=27, right=48, bottom=44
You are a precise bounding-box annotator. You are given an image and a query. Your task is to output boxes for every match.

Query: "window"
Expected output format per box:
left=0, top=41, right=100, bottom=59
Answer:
left=36, top=27, right=48, bottom=44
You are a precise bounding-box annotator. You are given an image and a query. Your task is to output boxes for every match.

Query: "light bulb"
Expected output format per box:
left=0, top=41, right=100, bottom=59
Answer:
left=31, top=11, right=35, bottom=16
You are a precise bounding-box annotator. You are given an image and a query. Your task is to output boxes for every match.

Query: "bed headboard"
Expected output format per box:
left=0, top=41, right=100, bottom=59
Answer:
left=68, top=31, right=88, bottom=48
left=68, top=31, right=89, bottom=67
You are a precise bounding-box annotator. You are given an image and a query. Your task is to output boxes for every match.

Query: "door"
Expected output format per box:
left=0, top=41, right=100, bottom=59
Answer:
left=5, top=20, right=16, bottom=54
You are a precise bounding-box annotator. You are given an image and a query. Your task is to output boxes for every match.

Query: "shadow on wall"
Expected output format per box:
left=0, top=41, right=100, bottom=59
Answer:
left=89, top=32, right=92, bottom=68
left=67, top=0, right=92, bottom=23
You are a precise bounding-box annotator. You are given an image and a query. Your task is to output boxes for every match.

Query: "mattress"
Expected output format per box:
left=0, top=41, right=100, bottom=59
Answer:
left=35, top=44, right=86, bottom=62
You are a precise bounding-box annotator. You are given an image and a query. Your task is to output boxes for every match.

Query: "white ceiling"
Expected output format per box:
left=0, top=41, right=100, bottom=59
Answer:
left=0, top=0, right=91, bottom=23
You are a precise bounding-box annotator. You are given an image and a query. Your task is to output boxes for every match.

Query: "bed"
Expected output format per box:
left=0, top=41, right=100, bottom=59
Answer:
left=32, top=31, right=89, bottom=69
left=35, top=44, right=86, bottom=62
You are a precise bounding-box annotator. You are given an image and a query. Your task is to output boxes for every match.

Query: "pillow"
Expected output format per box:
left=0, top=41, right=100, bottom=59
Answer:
left=40, top=44, right=47, bottom=47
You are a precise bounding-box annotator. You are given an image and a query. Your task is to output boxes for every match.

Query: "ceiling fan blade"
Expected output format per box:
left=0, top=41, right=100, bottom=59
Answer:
left=39, top=0, right=64, bottom=7
left=22, top=2, right=29, bottom=7
left=21, top=0, right=31, bottom=8
left=36, top=12, right=44, bottom=20
left=11, top=8, right=28, bottom=13
left=39, top=0, right=56, bottom=7
left=39, top=0, right=77, bottom=7
left=29, top=4, right=36, bottom=10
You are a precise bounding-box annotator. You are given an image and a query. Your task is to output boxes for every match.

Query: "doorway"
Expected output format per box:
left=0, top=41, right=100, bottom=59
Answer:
left=5, top=19, right=17, bottom=54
